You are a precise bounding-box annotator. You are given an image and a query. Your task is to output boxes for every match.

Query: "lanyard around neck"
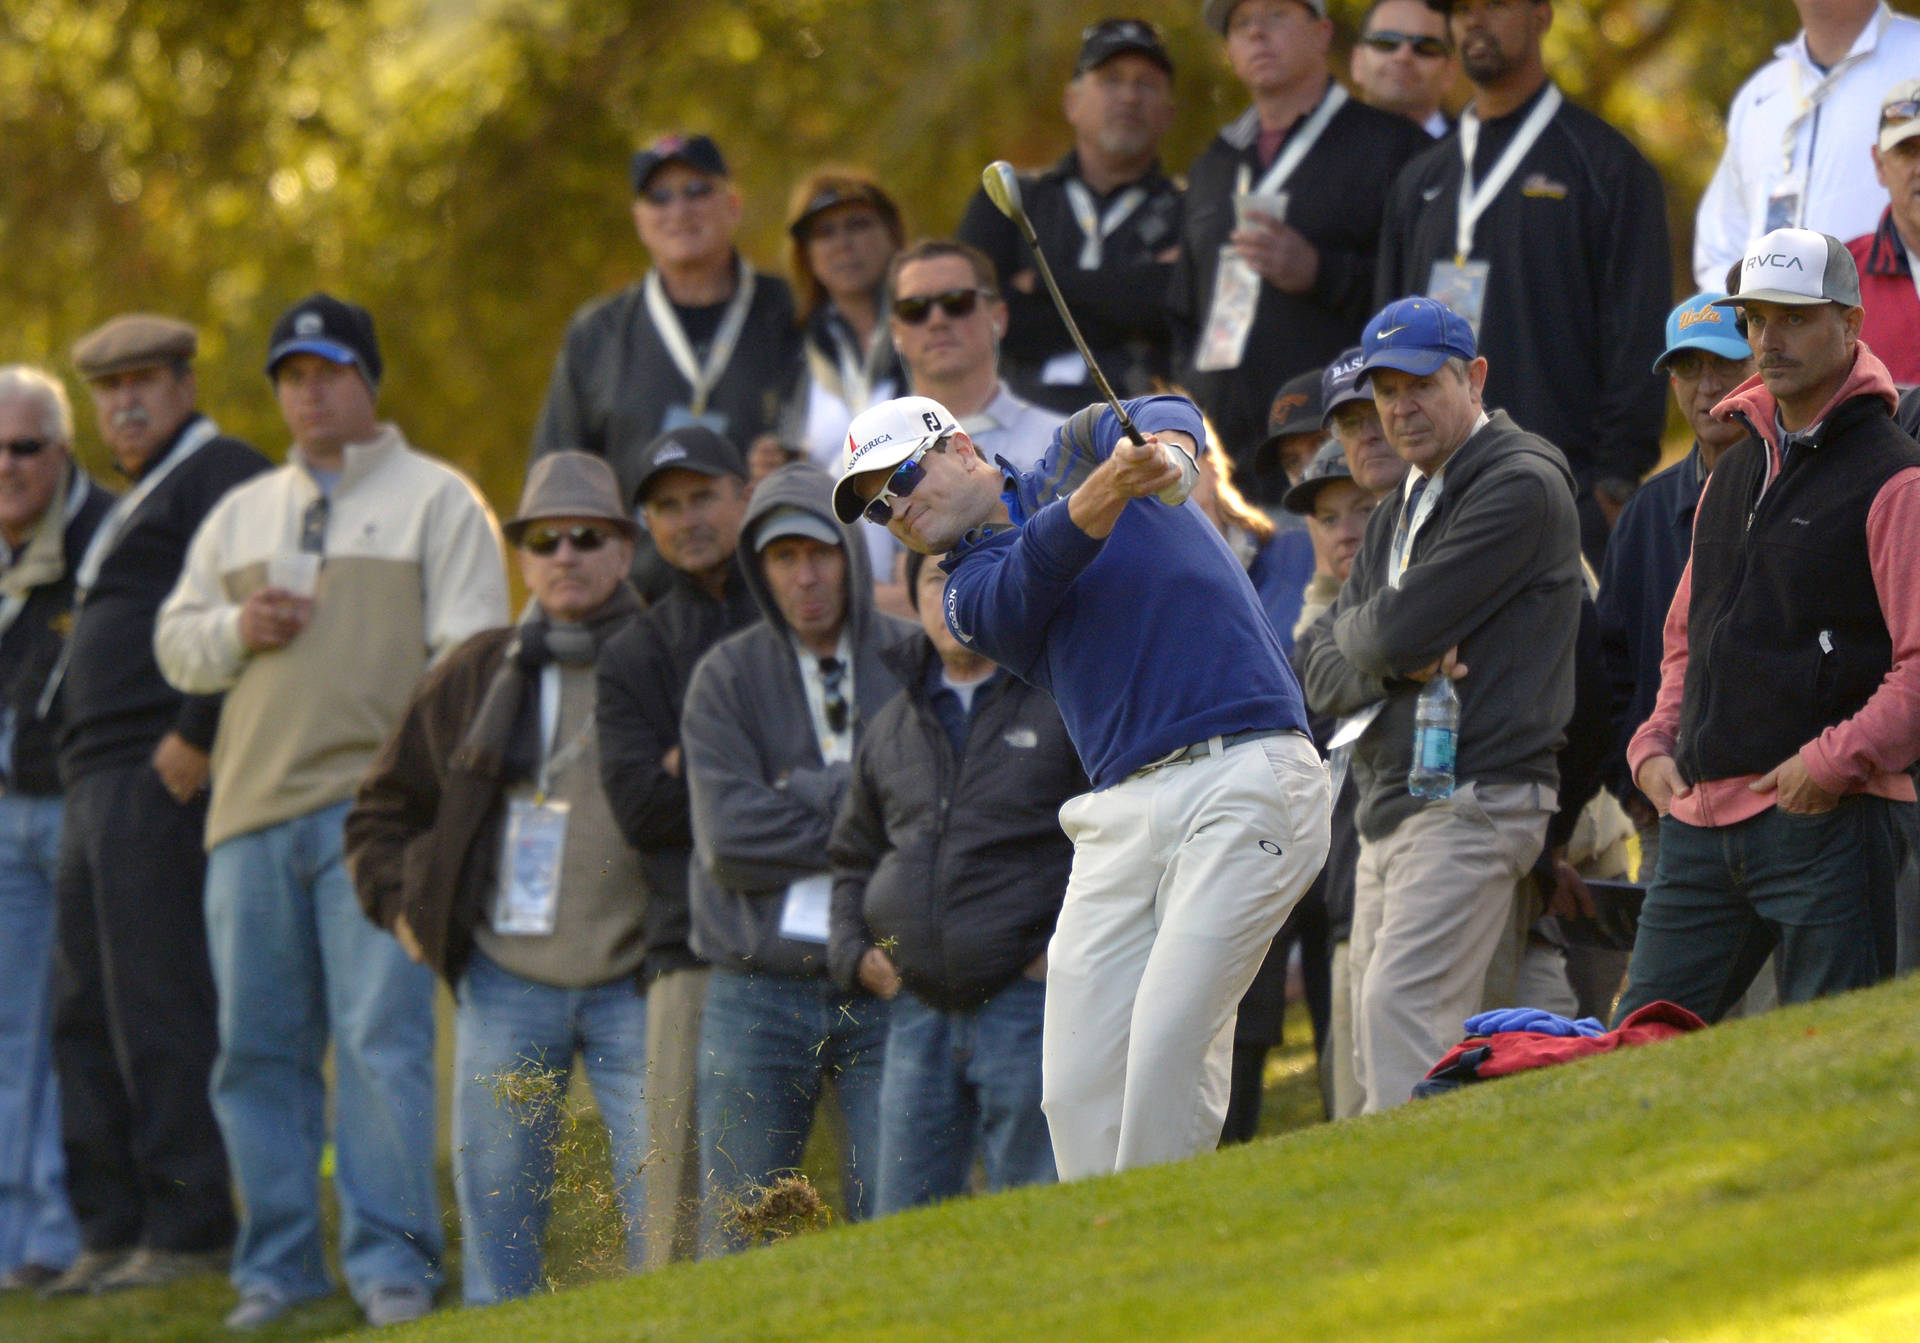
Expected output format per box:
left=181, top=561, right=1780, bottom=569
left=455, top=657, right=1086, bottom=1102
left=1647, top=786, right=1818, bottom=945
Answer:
left=643, top=261, right=758, bottom=415
left=1453, top=85, right=1563, bottom=264
left=1236, top=83, right=1351, bottom=200
left=1062, top=178, right=1148, bottom=269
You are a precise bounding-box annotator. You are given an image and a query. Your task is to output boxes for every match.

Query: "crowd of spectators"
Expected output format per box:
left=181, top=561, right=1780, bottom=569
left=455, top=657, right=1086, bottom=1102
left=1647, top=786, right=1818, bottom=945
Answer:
left=2, top=0, right=1918, bottom=1331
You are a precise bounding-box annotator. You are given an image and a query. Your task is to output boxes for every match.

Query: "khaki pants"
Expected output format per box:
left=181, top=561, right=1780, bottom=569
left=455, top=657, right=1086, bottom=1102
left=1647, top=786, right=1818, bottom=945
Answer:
left=1324, top=941, right=1364, bottom=1120
left=1351, top=782, right=1552, bottom=1114
left=641, top=964, right=709, bottom=1269
left=1043, top=733, right=1330, bottom=1178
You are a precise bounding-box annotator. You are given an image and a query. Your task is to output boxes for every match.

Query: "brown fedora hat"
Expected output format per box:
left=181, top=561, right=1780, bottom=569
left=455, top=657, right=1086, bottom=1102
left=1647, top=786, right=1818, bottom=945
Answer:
left=504, top=452, right=638, bottom=544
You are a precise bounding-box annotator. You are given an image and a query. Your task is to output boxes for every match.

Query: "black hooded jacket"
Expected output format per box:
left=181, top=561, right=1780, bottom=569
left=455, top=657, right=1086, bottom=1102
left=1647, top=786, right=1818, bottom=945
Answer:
left=827, top=634, right=1086, bottom=1012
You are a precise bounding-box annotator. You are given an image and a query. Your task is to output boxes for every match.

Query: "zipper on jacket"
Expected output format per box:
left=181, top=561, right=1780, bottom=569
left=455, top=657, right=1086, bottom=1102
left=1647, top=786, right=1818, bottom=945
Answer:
left=1683, top=412, right=1813, bottom=791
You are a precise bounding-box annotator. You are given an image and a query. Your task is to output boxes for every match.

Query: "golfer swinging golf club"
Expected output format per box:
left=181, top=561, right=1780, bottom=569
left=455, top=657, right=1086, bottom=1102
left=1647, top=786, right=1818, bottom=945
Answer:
left=833, top=390, right=1331, bottom=1178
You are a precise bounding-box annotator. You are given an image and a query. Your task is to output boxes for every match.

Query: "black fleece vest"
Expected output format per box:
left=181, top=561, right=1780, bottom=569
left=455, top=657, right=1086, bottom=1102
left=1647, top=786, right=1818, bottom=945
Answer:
left=1675, top=394, right=1920, bottom=784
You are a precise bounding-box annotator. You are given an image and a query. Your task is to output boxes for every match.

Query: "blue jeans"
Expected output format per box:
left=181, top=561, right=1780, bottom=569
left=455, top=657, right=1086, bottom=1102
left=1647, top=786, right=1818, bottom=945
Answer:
left=696, top=969, right=888, bottom=1253
left=876, top=977, right=1054, bottom=1216
left=203, top=801, right=441, bottom=1306
left=0, top=794, right=77, bottom=1272
left=1617, top=798, right=1902, bottom=1024
left=452, top=953, right=647, bottom=1305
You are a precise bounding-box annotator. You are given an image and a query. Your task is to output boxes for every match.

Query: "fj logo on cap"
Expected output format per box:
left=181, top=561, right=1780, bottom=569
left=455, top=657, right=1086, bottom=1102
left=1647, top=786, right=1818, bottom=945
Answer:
left=921, top=411, right=941, bottom=433
left=295, top=312, right=323, bottom=335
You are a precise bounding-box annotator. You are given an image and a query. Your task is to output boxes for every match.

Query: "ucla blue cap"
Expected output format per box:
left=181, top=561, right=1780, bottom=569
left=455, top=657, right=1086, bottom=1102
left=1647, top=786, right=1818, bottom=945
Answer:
left=1358, top=297, right=1476, bottom=381
left=1653, top=292, right=1752, bottom=373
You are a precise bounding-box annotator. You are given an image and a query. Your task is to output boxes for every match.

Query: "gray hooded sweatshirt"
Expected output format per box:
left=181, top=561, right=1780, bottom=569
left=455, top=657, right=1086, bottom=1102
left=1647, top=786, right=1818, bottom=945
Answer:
left=681, top=463, right=913, bottom=977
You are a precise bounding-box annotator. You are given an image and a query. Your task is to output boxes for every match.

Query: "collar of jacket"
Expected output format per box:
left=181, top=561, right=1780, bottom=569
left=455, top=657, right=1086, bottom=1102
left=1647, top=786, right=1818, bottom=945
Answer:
left=1716, top=343, right=1899, bottom=462
left=291, top=422, right=403, bottom=495
left=1863, top=207, right=1914, bottom=277
left=1042, top=149, right=1170, bottom=196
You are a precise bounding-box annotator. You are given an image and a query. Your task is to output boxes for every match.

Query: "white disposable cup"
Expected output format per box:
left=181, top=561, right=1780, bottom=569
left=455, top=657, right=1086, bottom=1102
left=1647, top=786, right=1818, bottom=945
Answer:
left=267, top=552, right=322, bottom=598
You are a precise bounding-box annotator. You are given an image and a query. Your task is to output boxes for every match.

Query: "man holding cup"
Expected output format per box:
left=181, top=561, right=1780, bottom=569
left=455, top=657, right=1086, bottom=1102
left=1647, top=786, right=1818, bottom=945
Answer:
left=154, top=294, right=507, bottom=1330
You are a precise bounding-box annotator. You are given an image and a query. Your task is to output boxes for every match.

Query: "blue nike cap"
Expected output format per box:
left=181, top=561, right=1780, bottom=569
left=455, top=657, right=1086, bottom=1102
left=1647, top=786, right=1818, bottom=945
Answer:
left=1357, top=296, right=1477, bottom=381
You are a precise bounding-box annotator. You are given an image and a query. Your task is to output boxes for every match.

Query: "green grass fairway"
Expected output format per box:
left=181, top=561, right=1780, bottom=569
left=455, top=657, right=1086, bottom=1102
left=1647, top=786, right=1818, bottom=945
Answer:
left=371, top=975, right=1920, bottom=1343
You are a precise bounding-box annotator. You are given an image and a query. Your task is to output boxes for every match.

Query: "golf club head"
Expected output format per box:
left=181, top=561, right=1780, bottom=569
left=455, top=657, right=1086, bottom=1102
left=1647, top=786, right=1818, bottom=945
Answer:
left=982, top=161, right=1024, bottom=223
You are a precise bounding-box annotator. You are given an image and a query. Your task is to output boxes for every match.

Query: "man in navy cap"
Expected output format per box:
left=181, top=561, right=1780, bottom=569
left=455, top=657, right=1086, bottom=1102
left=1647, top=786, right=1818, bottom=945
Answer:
left=957, top=19, right=1183, bottom=414
left=1297, top=295, right=1581, bottom=1113
left=1595, top=294, right=1753, bottom=877
left=155, top=293, right=507, bottom=1329
left=531, top=134, right=799, bottom=598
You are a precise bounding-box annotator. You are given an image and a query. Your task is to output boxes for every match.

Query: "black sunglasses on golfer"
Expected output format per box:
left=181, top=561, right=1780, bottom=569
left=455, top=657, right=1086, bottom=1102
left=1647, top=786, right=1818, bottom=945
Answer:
left=1361, top=29, right=1452, bottom=58
left=523, top=524, right=614, bottom=556
left=892, top=288, right=992, bottom=325
left=862, top=439, right=944, bottom=526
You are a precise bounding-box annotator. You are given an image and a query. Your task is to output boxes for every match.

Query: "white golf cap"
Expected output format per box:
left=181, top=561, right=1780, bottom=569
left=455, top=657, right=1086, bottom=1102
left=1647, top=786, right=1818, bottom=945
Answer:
left=1880, top=77, right=1920, bottom=153
left=1714, top=228, right=1861, bottom=309
left=832, top=395, right=960, bottom=524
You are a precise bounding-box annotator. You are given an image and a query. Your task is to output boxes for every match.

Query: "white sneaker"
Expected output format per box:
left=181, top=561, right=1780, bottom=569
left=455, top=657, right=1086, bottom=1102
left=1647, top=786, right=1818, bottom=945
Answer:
left=363, top=1283, right=434, bottom=1328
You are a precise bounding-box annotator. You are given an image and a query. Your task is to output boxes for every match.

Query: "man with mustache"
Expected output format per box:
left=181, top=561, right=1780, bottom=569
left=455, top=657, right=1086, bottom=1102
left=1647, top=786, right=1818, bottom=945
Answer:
left=42, top=317, right=268, bottom=1298
left=1619, top=230, right=1920, bottom=1021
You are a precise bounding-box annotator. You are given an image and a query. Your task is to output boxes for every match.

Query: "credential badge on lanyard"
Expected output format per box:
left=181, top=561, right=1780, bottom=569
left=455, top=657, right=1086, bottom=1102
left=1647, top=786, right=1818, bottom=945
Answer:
left=1426, top=85, right=1562, bottom=338
left=1194, top=84, right=1349, bottom=372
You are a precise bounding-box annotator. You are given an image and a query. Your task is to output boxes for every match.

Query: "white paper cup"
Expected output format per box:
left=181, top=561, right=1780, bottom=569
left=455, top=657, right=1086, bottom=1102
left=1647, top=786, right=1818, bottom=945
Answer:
left=267, top=552, right=322, bottom=598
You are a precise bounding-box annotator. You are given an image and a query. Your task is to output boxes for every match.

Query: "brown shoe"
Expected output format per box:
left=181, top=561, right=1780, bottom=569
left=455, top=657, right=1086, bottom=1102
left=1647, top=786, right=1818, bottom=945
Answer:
left=38, top=1248, right=131, bottom=1297
left=91, top=1247, right=230, bottom=1293
left=1, top=1263, right=64, bottom=1292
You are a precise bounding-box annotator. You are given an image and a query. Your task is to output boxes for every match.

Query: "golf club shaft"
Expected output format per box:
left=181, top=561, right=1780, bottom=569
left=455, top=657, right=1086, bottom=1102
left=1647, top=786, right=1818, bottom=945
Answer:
left=1004, top=213, right=1147, bottom=447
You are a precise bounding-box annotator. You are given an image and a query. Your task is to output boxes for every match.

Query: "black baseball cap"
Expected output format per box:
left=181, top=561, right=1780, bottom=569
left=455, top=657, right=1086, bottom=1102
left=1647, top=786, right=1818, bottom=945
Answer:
left=265, top=293, right=382, bottom=389
left=1252, top=368, right=1326, bottom=477
left=632, top=425, right=746, bottom=506
left=1076, top=19, right=1174, bottom=77
left=630, top=134, right=728, bottom=196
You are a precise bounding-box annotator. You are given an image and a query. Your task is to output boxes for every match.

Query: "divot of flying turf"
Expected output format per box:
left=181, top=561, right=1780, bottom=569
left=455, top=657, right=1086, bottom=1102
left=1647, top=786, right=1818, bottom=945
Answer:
left=360, top=974, right=1920, bottom=1343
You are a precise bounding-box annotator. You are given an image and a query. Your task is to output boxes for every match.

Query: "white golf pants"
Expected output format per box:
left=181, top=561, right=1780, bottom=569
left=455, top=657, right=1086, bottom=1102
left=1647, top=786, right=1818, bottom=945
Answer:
left=1042, top=731, right=1331, bottom=1179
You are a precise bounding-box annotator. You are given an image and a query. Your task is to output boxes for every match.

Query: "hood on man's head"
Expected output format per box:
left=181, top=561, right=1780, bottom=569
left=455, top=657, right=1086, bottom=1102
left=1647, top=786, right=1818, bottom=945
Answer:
left=738, top=462, right=876, bottom=636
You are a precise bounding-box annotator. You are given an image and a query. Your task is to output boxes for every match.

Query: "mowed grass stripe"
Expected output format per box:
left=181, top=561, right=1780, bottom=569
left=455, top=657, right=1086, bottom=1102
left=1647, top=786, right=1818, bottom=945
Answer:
left=371, top=974, right=1920, bottom=1343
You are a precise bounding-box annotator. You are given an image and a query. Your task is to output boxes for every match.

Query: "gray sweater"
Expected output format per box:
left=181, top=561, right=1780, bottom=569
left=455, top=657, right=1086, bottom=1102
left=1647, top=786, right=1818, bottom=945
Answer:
left=1298, top=410, right=1581, bottom=842
left=681, top=464, right=913, bottom=977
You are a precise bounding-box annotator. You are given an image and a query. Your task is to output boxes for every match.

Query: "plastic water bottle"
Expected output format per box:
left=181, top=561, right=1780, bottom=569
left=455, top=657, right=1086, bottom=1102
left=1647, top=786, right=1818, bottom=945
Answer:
left=1409, top=674, right=1458, bottom=799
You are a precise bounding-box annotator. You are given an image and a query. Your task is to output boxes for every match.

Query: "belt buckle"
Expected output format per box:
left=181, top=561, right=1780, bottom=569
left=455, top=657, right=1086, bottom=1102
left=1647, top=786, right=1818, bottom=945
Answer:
left=1134, top=743, right=1192, bottom=779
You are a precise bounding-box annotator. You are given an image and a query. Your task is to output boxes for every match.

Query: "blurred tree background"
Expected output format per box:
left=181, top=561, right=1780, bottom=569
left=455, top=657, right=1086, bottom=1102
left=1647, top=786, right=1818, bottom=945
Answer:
left=0, top=0, right=1893, bottom=510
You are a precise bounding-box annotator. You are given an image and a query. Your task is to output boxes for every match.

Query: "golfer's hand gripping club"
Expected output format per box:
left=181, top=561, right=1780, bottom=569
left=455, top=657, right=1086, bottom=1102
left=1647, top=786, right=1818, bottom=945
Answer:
left=982, top=160, right=1194, bottom=507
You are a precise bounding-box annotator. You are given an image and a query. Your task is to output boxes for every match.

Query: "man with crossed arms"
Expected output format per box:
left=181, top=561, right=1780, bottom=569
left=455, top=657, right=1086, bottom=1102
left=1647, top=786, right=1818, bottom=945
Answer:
left=833, top=391, right=1329, bottom=1177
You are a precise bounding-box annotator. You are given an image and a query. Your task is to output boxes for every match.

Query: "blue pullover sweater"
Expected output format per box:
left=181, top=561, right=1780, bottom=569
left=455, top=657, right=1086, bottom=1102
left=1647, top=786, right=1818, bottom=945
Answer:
left=941, top=394, right=1310, bottom=788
